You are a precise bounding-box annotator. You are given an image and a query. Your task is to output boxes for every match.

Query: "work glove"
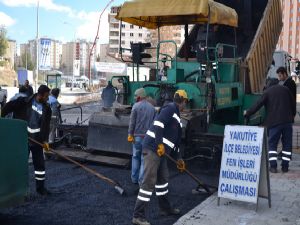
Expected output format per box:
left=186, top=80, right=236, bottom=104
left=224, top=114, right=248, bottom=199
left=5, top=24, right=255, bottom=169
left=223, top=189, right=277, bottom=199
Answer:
left=43, top=142, right=50, bottom=153
left=157, top=144, right=165, bottom=157
left=127, top=135, right=134, bottom=143
left=176, top=159, right=186, bottom=172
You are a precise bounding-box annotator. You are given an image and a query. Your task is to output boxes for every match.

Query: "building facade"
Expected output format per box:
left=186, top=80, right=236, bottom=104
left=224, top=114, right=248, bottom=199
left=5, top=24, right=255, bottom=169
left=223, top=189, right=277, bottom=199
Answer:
left=277, top=0, right=300, bottom=59
left=20, top=38, right=62, bottom=70
left=61, top=40, right=96, bottom=78
left=108, top=6, right=151, bottom=57
left=51, top=40, right=62, bottom=70
left=61, top=42, right=75, bottom=76
left=108, top=6, right=187, bottom=65
left=149, top=26, right=183, bottom=62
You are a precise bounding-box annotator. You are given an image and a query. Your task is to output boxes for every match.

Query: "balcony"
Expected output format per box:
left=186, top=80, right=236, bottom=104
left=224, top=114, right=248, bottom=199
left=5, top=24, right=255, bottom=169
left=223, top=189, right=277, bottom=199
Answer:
left=110, top=35, right=120, bottom=40
left=109, top=44, right=119, bottom=49
left=110, top=27, right=120, bottom=32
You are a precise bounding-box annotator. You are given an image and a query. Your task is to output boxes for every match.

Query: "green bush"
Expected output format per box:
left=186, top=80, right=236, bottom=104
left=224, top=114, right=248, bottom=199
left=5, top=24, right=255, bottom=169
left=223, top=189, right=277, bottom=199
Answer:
left=0, top=61, right=6, bottom=67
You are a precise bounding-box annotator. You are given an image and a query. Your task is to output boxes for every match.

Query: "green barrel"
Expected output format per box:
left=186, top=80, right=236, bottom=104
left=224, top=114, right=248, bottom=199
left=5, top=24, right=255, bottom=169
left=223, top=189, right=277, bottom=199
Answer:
left=0, top=118, right=28, bottom=208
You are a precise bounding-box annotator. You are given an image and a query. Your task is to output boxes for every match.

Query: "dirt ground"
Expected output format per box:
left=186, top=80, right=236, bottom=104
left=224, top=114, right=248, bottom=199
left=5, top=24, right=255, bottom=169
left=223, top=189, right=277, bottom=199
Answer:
left=0, top=66, right=17, bottom=86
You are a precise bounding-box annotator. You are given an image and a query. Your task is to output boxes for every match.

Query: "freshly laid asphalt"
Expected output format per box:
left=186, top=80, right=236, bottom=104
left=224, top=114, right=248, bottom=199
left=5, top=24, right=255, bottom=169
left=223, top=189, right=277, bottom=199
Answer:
left=1, top=101, right=219, bottom=225
left=0, top=158, right=219, bottom=225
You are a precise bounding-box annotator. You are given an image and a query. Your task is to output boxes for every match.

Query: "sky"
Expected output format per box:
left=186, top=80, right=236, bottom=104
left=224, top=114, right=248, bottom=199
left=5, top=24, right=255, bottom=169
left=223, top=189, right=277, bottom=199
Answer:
left=0, top=0, right=125, bottom=45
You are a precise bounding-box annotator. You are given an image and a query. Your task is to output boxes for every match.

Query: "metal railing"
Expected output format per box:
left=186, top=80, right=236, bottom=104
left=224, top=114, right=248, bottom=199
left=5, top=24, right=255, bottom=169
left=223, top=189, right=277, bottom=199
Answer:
left=156, top=40, right=178, bottom=81
left=59, top=106, right=83, bottom=124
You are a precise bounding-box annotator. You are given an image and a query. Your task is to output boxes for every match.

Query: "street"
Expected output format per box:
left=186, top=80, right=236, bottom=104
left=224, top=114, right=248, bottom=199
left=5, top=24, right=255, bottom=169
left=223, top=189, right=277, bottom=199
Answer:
left=1, top=0, right=299, bottom=225
left=0, top=159, right=218, bottom=225
left=0, top=100, right=218, bottom=225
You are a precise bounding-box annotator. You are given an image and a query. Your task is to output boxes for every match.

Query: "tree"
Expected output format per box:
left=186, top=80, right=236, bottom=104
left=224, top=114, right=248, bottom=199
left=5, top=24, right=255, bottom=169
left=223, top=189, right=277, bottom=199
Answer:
left=21, top=52, right=35, bottom=70
left=0, top=26, right=8, bottom=57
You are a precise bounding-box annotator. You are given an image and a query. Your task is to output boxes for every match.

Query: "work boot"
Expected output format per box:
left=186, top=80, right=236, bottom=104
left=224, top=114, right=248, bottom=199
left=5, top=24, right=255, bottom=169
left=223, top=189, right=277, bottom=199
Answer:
left=158, top=195, right=179, bottom=216
left=159, top=208, right=181, bottom=216
left=281, top=167, right=289, bottom=173
left=132, top=217, right=151, bottom=225
left=36, top=180, right=51, bottom=195
left=36, top=187, right=51, bottom=196
left=269, top=167, right=277, bottom=173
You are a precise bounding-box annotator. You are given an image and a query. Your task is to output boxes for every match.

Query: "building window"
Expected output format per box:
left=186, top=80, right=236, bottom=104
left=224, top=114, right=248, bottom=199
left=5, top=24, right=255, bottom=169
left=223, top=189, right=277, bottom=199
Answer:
left=122, top=24, right=125, bottom=28
left=112, top=24, right=119, bottom=29
left=121, top=40, right=125, bottom=45
left=110, top=31, right=119, bottom=36
left=138, top=33, right=142, bottom=37
left=139, top=26, right=142, bottom=29
left=110, top=48, right=118, bottom=54
left=130, top=33, right=134, bottom=37
left=111, top=8, right=117, bottom=14
left=110, top=17, right=119, bottom=23
left=130, top=25, right=134, bottom=29
left=109, top=40, right=119, bottom=45
left=122, top=33, right=125, bottom=37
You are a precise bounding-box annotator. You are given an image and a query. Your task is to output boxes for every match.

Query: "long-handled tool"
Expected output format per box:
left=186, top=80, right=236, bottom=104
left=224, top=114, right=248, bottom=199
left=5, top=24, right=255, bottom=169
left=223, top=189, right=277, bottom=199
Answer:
left=28, top=137, right=125, bottom=195
left=164, top=152, right=212, bottom=194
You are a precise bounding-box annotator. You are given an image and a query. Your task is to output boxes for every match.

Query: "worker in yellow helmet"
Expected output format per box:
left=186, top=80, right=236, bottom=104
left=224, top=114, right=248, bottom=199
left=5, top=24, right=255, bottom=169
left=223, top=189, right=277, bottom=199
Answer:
left=132, top=90, right=188, bottom=225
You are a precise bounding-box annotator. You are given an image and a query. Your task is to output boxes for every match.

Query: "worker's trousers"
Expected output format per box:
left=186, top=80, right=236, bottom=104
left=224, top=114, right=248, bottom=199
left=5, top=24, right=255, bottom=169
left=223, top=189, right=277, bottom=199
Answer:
left=133, top=149, right=172, bottom=219
left=268, top=123, right=293, bottom=169
left=131, top=136, right=144, bottom=184
left=29, top=144, right=46, bottom=190
left=49, top=116, right=58, bottom=144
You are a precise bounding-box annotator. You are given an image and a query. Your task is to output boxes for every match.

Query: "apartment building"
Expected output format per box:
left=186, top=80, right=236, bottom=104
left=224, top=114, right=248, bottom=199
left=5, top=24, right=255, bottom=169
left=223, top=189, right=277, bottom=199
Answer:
left=277, top=0, right=300, bottom=58
left=108, top=6, right=151, bottom=57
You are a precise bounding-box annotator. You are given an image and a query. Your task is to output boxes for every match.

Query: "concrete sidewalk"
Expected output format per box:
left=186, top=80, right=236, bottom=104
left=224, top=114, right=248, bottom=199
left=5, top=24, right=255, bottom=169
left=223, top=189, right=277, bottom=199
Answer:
left=175, top=153, right=300, bottom=225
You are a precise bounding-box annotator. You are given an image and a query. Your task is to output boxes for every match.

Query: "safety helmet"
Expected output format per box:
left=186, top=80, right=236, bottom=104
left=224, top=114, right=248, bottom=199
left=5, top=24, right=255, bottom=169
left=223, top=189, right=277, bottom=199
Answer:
left=174, top=90, right=188, bottom=100
left=135, top=88, right=147, bottom=98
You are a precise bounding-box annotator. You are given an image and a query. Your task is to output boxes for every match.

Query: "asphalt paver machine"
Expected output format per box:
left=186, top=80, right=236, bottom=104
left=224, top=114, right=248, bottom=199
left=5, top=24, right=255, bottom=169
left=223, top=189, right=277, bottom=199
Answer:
left=57, top=0, right=282, bottom=167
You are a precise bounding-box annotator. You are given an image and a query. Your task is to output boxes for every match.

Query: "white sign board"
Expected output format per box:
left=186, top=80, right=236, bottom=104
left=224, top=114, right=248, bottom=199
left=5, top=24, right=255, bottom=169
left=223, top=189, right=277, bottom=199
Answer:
left=73, top=60, right=80, bottom=76
left=39, top=38, right=51, bottom=71
left=95, top=62, right=127, bottom=74
left=127, top=66, right=150, bottom=81
left=218, top=125, right=264, bottom=204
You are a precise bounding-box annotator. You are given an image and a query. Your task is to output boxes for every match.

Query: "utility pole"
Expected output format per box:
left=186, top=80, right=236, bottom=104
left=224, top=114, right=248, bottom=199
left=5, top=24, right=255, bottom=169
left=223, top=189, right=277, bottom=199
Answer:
left=88, top=0, right=115, bottom=87
left=35, top=0, right=39, bottom=92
